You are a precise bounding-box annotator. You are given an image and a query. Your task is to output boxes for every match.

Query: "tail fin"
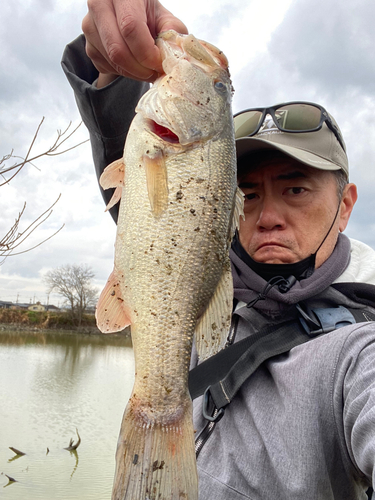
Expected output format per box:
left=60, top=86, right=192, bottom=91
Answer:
left=112, top=399, right=198, bottom=500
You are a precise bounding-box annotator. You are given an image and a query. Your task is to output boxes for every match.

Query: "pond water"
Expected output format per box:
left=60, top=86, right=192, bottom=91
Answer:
left=0, top=330, right=135, bottom=499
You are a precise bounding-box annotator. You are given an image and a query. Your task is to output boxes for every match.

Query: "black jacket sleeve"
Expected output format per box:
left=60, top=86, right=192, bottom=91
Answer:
left=61, top=34, right=149, bottom=222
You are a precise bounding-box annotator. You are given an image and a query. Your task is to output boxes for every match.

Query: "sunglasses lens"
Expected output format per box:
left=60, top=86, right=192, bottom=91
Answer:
left=275, top=104, right=322, bottom=131
left=234, top=111, right=263, bottom=139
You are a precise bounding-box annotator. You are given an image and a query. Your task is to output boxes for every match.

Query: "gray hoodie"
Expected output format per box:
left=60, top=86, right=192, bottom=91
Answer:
left=193, top=235, right=375, bottom=499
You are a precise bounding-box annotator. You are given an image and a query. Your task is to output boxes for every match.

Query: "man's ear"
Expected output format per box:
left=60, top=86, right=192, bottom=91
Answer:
left=339, top=183, right=358, bottom=232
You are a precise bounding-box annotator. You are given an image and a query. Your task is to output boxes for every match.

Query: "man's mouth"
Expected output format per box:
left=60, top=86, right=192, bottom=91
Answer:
left=257, top=242, right=286, bottom=250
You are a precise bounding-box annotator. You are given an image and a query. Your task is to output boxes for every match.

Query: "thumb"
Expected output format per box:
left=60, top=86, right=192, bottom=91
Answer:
left=155, top=4, right=189, bottom=36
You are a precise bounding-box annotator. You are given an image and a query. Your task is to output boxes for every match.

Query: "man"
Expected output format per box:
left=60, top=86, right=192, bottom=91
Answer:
left=62, top=1, right=375, bottom=498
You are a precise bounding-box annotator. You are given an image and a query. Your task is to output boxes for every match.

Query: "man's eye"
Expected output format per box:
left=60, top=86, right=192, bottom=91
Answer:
left=244, top=193, right=257, bottom=200
left=286, top=187, right=306, bottom=195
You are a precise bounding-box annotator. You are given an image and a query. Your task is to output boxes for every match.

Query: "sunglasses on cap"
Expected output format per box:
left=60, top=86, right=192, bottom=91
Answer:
left=233, top=101, right=345, bottom=152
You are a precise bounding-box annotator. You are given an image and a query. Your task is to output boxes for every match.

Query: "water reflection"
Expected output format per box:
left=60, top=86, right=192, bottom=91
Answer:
left=0, top=330, right=135, bottom=499
left=68, top=450, right=79, bottom=481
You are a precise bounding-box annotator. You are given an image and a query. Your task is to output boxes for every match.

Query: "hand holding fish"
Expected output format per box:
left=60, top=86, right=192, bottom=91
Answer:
left=82, top=0, right=188, bottom=85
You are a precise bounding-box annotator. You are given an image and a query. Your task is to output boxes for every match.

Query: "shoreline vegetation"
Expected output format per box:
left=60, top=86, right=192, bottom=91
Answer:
left=0, top=308, right=131, bottom=337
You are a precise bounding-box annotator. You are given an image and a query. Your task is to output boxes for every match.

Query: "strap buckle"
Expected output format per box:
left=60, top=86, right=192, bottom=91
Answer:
left=297, top=304, right=356, bottom=336
left=202, top=386, right=225, bottom=423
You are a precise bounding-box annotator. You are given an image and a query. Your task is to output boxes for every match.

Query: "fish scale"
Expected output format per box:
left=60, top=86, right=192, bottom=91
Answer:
left=96, top=30, right=243, bottom=500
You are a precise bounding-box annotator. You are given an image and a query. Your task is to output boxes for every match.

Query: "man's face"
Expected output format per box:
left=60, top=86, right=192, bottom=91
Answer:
left=237, top=156, right=356, bottom=268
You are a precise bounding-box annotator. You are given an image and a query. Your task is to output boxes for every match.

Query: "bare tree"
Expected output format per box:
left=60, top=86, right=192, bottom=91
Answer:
left=44, top=264, right=98, bottom=326
left=0, top=118, right=88, bottom=265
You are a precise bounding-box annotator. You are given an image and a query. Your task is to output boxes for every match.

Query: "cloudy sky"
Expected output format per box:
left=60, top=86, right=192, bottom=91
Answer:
left=1, top=0, right=374, bottom=306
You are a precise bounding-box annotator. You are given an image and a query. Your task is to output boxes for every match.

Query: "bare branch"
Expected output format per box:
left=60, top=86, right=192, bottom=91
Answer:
left=0, top=150, right=13, bottom=166
left=4, top=474, right=17, bottom=483
left=9, top=447, right=26, bottom=457
left=0, top=117, right=45, bottom=186
left=0, top=119, right=88, bottom=187
left=64, top=429, right=81, bottom=451
left=0, top=196, right=64, bottom=265
left=0, top=118, right=88, bottom=265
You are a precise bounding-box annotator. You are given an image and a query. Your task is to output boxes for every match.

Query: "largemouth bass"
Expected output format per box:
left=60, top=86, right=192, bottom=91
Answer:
left=96, top=30, right=243, bottom=500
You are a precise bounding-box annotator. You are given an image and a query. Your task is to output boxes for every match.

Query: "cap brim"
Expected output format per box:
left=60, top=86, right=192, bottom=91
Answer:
left=235, top=136, right=341, bottom=172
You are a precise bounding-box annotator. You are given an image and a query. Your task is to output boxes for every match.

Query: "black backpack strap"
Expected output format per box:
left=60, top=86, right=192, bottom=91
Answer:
left=189, top=319, right=312, bottom=408
left=192, top=301, right=375, bottom=457
left=331, top=282, right=375, bottom=322
left=189, top=300, right=375, bottom=410
left=332, top=282, right=375, bottom=309
left=192, top=319, right=314, bottom=456
left=348, top=308, right=375, bottom=323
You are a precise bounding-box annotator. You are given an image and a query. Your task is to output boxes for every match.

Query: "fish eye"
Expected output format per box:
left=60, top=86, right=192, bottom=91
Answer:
left=214, top=80, right=227, bottom=93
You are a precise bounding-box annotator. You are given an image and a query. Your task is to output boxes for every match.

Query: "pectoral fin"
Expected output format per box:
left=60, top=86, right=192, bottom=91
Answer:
left=143, top=151, right=169, bottom=216
left=104, top=186, right=122, bottom=212
left=100, top=158, right=125, bottom=211
left=194, top=261, right=233, bottom=360
left=96, top=269, right=131, bottom=333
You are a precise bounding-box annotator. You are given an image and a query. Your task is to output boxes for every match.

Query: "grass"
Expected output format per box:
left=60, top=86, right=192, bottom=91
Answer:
left=0, top=308, right=97, bottom=329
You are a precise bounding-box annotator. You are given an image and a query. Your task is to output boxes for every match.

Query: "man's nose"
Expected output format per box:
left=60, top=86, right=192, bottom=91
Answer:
left=256, top=196, right=286, bottom=230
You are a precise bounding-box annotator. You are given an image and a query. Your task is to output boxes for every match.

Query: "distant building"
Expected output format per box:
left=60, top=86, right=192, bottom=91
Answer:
left=28, top=302, right=45, bottom=312
left=0, top=301, right=13, bottom=309
left=11, top=303, right=30, bottom=310
left=1, top=301, right=60, bottom=311
left=45, top=304, right=60, bottom=311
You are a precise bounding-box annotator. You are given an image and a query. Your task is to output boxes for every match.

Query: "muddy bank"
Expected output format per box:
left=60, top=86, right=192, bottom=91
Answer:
left=0, top=308, right=130, bottom=338
left=0, top=322, right=131, bottom=337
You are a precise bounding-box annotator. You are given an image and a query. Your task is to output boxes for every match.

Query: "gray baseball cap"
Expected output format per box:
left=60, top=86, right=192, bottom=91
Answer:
left=235, top=105, right=349, bottom=179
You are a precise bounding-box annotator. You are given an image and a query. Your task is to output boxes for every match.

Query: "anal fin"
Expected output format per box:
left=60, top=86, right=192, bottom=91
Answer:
left=96, top=269, right=131, bottom=333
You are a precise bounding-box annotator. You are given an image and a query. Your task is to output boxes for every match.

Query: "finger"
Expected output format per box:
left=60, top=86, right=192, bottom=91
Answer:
left=85, top=40, right=120, bottom=75
left=83, top=13, right=118, bottom=73
left=86, top=0, right=160, bottom=80
left=113, top=0, right=163, bottom=73
left=85, top=29, right=158, bottom=82
left=155, top=2, right=189, bottom=36
left=113, top=0, right=189, bottom=74
left=87, top=40, right=158, bottom=82
left=83, top=11, right=119, bottom=74
left=97, top=69, right=158, bottom=88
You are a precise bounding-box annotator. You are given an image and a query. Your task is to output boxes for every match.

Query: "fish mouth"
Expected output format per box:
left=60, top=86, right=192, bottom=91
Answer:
left=150, top=120, right=180, bottom=144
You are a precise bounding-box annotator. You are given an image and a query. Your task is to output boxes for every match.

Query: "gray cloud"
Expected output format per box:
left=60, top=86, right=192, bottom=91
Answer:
left=193, top=0, right=244, bottom=47
left=269, top=0, right=375, bottom=99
